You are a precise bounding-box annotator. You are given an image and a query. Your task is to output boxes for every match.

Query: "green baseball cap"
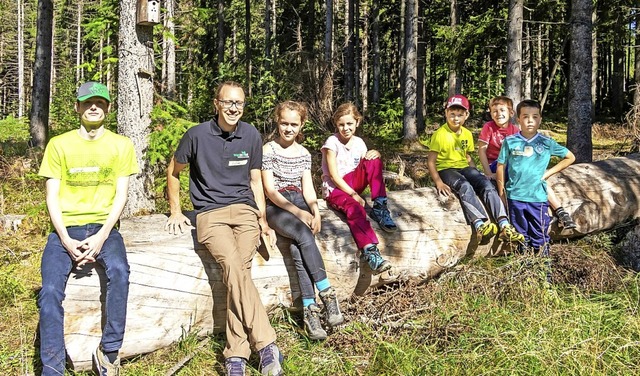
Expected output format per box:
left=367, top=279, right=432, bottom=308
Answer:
left=77, top=82, right=111, bottom=102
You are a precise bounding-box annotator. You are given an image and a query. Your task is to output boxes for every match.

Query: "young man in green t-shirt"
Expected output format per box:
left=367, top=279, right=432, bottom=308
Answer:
left=37, top=82, right=139, bottom=376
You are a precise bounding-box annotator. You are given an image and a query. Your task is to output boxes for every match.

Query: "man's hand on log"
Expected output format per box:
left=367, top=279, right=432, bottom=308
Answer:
left=165, top=212, right=193, bottom=235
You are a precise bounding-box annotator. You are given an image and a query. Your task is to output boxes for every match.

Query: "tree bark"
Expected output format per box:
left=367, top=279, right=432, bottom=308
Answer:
left=29, top=0, right=54, bottom=148
left=447, top=0, right=460, bottom=96
left=17, top=0, right=24, bottom=118
left=633, top=14, right=640, bottom=146
left=58, top=154, right=640, bottom=370
left=164, top=0, right=176, bottom=98
left=403, top=0, right=418, bottom=140
left=567, top=0, right=593, bottom=163
left=76, top=0, right=82, bottom=83
left=506, top=0, right=523, bottom=110
left=217, top=0, right=225, bottom=71
left=117, top=0, right=155, bottom=216
left=325, top=0, right=333, bottom=62
left=245, top=0, right=251, bottom=96
left=345, top=0, right=355, bottom=101
left=371, top=0, right=380, bottom=104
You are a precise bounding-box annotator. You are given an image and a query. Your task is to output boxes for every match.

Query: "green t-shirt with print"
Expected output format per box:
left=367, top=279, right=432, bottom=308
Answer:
left=38, top=129, right=139, bottom=227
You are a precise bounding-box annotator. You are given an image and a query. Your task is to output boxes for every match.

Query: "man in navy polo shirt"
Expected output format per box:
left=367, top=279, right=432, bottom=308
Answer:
left=165, top=81, right=284, bottom=376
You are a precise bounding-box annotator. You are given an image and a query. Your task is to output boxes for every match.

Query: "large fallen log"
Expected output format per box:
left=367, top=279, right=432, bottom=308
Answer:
left=60, top=154, right=640, bottom=370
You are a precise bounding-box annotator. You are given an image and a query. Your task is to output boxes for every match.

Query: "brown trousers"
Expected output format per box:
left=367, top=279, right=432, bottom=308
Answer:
left=196, top=204, right=277, bottom=359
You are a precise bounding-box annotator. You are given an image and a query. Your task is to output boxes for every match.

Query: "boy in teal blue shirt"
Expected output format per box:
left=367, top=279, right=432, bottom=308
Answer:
left=496, top=100, right=575, bottom=255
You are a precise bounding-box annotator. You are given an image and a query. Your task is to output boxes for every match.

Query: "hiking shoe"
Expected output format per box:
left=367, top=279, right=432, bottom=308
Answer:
left=557, top=210, right=577, bottom=229
left=318, top=287, right=345, bottom=327
left=225, top=357, right=247, bottom=376
left=92, top=346, right=120, bottom=376
left=371, top=197, right=397, bottom=232
left=475, top=221, right=497, bottom=244
left=499, top=224, right=525, bottom=243
left=303, top=304, right=328, bottom=340
left=258, top=342, right=284, bottom=376
left=361, top=245, right=392, bottom=274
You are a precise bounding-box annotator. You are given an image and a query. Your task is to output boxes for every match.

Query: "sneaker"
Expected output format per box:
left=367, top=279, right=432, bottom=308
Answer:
left=371, top=197, right=398, bottom=232
left=318, top=287, right=345, bottom=327
left=557, top=210, right=577, bottom=229
left=499, top=224, right=525, bottom=243
left=361, top=245, right=392, bottom=274
left=92, top=346, right=120, bottom=376
left=258, top=342, right=284, bottom=376
left=303, top=304, right=328, bottom=340
left=225, top=357, right=247, bottom=376
left=475, top=221, right=497, bottom=244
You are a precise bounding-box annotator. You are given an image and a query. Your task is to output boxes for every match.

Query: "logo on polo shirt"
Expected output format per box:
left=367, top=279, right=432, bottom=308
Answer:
left=233, top=151, right=249, bottom=159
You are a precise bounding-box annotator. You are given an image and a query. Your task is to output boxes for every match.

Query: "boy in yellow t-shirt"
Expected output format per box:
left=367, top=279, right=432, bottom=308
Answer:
left=427, top=94, right=524, bottom=244
left=37, top=82, right=138, bottom=376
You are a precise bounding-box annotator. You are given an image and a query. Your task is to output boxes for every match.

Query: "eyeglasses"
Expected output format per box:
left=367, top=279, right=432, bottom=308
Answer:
left=217, top=100, right=245, bottom=109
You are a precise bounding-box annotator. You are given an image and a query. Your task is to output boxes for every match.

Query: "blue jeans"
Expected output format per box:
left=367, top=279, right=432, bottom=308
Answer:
left=439, top=167, right=508, bottom=225
left=266, top=191, right=328, bottom=302
left=39, top=224, right=130, bottom=375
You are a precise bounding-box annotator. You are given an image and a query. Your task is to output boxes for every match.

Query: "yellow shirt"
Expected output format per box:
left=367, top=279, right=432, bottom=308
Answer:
left=38, top=129, right=139, bottom=226
left=429, top=123, right=474, bottom=170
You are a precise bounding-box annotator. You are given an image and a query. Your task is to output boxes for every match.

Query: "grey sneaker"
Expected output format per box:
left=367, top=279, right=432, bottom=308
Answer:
left=318, top=287, right=344, bottom=327
left=303, top=304, right=328, bottom=340
left=225, top=357, right=247, bottom=376
left=371, top=197, right=397, bottom=232
left=258, top=342, right=284, bottom=376
left=92, top=346, right=120, bottom=376
left=361, top=245, right=392, bottom=274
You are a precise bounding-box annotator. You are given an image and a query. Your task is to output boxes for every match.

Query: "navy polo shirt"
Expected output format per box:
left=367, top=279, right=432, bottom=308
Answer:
left=174, top=118, right=263, bottom=213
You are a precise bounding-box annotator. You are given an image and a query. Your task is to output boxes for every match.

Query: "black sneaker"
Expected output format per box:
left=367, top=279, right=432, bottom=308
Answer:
left=557, top=210, right=577, bottom=229
left=303, top=304, right=327, bottom=340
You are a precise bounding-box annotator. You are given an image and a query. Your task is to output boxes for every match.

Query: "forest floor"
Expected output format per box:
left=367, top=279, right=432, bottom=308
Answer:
left=1, top=121, right=639, bottom=375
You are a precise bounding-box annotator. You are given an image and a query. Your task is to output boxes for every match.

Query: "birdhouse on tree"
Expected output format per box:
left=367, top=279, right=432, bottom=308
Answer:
left=137, top=0, right=160, bottom=26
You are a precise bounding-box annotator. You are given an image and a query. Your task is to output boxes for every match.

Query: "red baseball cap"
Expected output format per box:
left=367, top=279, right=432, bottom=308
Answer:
left=446, top=94, right=470, bottom=110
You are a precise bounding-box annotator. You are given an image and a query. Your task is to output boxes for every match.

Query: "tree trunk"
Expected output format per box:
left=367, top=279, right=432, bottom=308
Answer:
left=403, top=0, right=418, bottom=140
left=371, top=0, right=379, bottom=104
left=164, top=0, right=176, bottom=98
left=29, top=0, right=54, bottom=148
left=325, top=0, right=333, bottom=62
left=506, top=0, right=523, bottom=110
left=345, top=0, right=355, bottom=101
left=117, top=0, right=155, bottom=216
left=17, top=0, right=24, bottom=118
left=447, top=0, right=460, bottom=96
left=360, top=0, right=368, bottom=113
left=591, top=7, right=597, bottom=118
left=265, top=0, right=272, bottom=63
left=633, top=15, right=640, bottom=143
left=523, top=22, right=532, bottom=99
left=58, top=154, right=640, bottom=370
left=245, top=0, right=251, bottom=96
left=416, top=0, right=425, bottom=132
left=567, top=0, right=593, bottom=163
left=611, top=20, right=625, bottom=119
left=217, top=0, right=225, bottom=71
left=76, top=0, right=82, bottom=83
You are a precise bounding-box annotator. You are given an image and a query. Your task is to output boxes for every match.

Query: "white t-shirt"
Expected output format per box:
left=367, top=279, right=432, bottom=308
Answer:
left=320, top=134, right=368, bottom=197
